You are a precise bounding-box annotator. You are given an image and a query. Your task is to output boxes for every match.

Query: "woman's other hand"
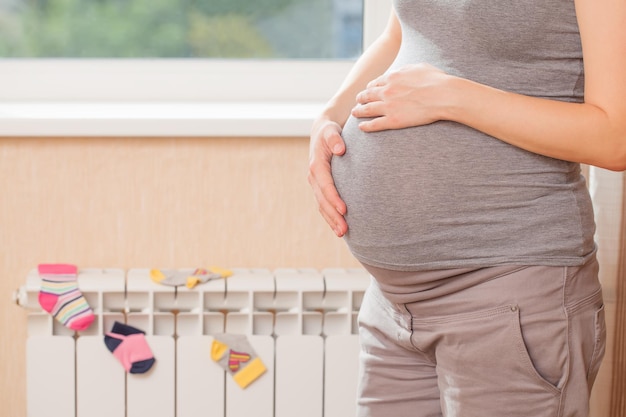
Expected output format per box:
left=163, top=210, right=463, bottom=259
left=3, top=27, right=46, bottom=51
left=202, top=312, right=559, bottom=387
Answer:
left=307, top=118, right=348, bottom=237
left=352, top=63, right=453, bottom=132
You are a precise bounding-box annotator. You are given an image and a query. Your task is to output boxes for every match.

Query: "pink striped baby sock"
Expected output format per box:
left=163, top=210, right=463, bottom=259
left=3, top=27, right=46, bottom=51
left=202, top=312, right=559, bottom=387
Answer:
left=38, top=264, right=95, bottom=331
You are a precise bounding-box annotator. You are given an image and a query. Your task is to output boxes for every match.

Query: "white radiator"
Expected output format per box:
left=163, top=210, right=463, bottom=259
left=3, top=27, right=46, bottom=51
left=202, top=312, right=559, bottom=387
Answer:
left=15, top=267, right=370, bottom=417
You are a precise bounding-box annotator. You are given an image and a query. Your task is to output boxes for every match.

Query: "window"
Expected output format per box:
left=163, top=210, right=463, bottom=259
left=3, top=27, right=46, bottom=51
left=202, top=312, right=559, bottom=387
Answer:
left=0, top=0, right=362, bottom=59
left=0, top=0, right=392, bottom=101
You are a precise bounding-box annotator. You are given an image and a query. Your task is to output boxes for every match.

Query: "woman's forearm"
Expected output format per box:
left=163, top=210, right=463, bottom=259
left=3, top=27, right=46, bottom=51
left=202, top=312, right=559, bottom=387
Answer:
left=446, top=76, right=626, bottom=171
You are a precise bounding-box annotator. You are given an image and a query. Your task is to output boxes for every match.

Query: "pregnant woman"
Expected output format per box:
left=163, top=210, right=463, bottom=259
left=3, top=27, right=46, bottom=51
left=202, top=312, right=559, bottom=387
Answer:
left=308, top=1, right=626, bottom=416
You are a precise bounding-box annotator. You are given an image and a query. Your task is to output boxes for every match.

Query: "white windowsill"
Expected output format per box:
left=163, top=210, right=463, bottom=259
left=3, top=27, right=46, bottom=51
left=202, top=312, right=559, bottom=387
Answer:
left=0, top=101, right=324, bottom=137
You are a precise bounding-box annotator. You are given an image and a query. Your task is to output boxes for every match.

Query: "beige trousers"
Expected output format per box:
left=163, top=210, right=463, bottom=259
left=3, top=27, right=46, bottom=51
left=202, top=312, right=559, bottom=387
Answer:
left=357, top=258, right=605, bottom=417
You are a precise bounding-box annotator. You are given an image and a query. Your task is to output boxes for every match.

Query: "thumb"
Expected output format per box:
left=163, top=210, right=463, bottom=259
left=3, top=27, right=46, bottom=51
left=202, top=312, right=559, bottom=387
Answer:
left=325, top=126, right=346, bottom=156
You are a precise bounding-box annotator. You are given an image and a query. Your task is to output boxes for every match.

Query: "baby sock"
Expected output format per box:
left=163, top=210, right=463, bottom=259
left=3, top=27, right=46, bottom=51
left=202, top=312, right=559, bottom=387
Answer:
left=150, top=269, right=190, bottom=287
left=211, top=334, right=266, bottom=389
left=38, top=264, right=95, bottom=331
left=185, top=267, right=233, bottom=289
left=104, top=322, right=155, bottom=374
left=150, top=267, right=233, bottom=289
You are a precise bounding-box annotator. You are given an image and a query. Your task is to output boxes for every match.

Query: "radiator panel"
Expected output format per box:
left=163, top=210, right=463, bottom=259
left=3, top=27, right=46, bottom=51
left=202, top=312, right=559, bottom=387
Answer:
left=127, top=335, right=176, bottom=417
left=27, top=336, right=76, bottom=417
left=176, top=336, right=225, bottom=417
left=325, top=335, right=361, bottom=417
left=275, top=335, right=324, bottom=417
left=76, top=336, right=125, bottom=417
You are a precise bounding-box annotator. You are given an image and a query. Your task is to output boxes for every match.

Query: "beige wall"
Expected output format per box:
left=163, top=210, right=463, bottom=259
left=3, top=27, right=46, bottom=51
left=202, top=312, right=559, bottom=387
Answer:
left=0, top=136, right=360, bottom=416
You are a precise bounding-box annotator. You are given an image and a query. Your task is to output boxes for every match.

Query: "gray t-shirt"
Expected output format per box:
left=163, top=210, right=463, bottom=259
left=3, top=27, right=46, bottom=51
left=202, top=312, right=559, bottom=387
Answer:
left=331, top=0, right=596, bottom=271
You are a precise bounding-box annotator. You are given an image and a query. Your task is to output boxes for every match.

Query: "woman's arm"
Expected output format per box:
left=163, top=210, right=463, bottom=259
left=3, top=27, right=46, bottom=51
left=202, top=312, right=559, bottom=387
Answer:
left=353, top=0, right=626, bottom=171
left=308, top=9, right=402, bottom=237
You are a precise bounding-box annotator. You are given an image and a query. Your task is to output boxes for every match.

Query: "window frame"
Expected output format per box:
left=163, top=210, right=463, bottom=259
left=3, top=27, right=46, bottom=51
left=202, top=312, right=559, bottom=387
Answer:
left=0, top=0, right=392, bottom=102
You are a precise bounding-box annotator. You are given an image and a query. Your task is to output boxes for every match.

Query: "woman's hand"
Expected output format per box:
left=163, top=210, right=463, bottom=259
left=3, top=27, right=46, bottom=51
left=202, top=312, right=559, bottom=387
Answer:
left=307, top=118, right=348, bottom=237
left=352, top=63, right=454, bottom=132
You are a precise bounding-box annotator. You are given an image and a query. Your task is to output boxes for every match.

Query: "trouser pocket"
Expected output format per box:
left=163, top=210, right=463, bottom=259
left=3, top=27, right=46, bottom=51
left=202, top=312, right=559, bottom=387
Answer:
left=411, top=304, right=564, bottom=417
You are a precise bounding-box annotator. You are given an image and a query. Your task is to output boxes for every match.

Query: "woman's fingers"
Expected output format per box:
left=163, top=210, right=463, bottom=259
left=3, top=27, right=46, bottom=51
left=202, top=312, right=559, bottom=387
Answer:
left=308, top=120, right=348, bottom=236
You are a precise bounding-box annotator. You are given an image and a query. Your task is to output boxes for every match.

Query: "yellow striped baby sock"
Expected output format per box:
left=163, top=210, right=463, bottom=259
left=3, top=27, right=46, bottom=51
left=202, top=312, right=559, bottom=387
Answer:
left=186, top=267, right=233, bottom=289
left=211, top=334, right=266, bottom=389
left=151, top=267, right=233, bottom=289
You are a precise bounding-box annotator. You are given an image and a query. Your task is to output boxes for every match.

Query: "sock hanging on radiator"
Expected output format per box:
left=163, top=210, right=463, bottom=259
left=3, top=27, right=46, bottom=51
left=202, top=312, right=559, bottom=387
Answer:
left=186, top=267, right=233, bottom=288
left=104, top=322, right=155, bottom=374
left=38, top=264, right=95, bottom=331
left=150, top=267, right=233, bottom=289
left=211, top=334, right=266, bottom=389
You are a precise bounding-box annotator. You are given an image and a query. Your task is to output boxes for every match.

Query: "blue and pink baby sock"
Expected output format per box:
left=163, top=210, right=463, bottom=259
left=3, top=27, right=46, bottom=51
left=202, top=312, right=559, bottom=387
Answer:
left=104, top=322, right=155, bottom=374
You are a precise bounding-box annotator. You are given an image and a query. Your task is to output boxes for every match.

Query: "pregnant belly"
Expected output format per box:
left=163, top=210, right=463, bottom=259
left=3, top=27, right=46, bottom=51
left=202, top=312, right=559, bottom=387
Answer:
left=331, top=116, right=548, bottom=254
left=331, top=116, right=588, bottom=269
